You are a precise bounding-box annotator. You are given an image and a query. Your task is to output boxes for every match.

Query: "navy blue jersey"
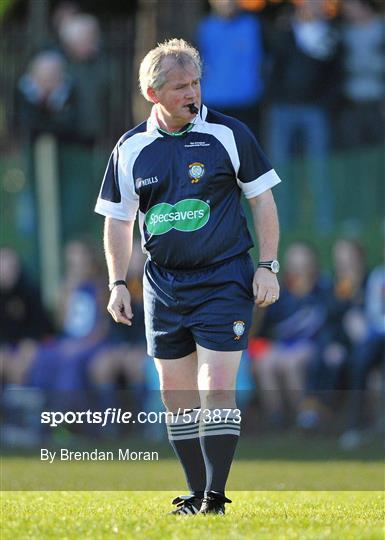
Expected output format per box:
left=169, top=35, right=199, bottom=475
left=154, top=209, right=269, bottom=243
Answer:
left=95, top=105, right=281, bottom=270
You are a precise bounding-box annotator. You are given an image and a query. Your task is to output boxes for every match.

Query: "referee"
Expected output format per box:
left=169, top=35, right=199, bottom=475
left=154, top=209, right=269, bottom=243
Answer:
left=95, top=39, right=281, bottom=515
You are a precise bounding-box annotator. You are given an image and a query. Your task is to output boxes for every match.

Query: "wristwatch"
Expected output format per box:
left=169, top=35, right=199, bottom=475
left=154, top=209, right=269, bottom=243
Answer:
left=257, top=260, right=280, bottom=274
left=109, top=280, right=127, bottom=292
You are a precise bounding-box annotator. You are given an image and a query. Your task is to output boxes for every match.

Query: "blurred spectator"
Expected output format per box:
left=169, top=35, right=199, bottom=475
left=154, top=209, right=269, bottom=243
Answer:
left=250, top=241, right=330, bottom=427
left=17, top=10, right=108, bottom=147
left=266, top=1, right=340, bottom=232
left=16, top=50, right=77, bottom=269
left=337, top=0, right=385, bottom=149
left=56, top=239, right=107, bottom=337
left=55, top=13, right=110, bottom=242
left=17, top=13, right=110, bottom=251
left=339, top=249, right=385, bottom=448
left=17, top=50, right=75, bottom=140
left=58, top=13, right=109, bottom=145
left=0, top=246, right=52, bottom=385
left=299, top=238, right=368, bottom=430
left=26, top=239, right=109, bottom=391
left=196, top=0, right=265, bottom=134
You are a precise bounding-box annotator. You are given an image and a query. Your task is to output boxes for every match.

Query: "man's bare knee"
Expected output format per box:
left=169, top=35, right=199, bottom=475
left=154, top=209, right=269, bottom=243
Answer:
left=160, top=388, right=200, bottom=412
left=200, top=389, right=236, bottom=409
left=155, top=352, right=198, bottom=411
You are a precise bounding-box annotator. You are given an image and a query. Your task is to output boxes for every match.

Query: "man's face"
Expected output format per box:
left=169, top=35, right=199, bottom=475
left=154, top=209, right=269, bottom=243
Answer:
left=284, top=245, right=317, bottom=280
left=151, top=59, right=201, bottom=124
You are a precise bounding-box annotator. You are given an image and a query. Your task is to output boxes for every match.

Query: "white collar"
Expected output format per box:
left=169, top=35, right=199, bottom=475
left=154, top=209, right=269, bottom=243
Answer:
left=147, top=104, right=207, bottom=133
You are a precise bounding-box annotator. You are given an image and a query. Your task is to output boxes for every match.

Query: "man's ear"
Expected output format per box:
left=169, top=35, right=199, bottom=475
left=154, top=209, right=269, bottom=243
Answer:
left=147, top=87, right=159, bottom=104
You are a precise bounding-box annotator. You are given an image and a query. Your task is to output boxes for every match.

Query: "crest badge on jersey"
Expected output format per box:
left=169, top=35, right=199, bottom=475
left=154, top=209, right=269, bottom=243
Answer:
left=188, top=162, right=205, bottom=183
left=233, top=320, right=245, bottom=340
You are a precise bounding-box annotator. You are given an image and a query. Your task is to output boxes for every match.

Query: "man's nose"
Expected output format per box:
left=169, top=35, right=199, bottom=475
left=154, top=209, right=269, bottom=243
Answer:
left=185, top=85, right=197, bottom=100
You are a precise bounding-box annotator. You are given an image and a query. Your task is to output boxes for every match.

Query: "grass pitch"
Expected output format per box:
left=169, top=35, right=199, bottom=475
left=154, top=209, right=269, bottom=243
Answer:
left=2, top=438, right=384, bottom=539
left=2, top=490, right=384, bottom=539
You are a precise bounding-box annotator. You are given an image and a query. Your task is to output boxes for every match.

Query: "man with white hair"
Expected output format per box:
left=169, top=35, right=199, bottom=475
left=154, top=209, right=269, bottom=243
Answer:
left=58, top=13, right=108, bottom=144
left=95, top=39, right=281, bottom=515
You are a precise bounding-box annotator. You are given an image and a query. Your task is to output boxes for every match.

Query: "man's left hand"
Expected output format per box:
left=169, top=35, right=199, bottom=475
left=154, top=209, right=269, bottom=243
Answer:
left=253, top=267, right=280, bottom=307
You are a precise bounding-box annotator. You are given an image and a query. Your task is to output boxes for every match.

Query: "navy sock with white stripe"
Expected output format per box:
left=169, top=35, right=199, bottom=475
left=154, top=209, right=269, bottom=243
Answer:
left=166, top=408, right=206, bottom=498
left=199, top=408, right=241, bottom=495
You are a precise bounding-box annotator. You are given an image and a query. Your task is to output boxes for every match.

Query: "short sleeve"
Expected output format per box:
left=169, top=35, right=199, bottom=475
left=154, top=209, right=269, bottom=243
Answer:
left=234, top=123, right=281, bottom=199
left=94, top=144, right=139, bottom=221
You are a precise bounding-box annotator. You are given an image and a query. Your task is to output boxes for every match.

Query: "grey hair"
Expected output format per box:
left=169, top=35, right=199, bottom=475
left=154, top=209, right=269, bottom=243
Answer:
left=139, top=38, right=202, bottom=101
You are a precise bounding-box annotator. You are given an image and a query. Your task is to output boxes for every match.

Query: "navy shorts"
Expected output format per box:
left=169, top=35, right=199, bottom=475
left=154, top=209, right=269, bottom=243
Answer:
left=143, top=253, right=255, bottom=359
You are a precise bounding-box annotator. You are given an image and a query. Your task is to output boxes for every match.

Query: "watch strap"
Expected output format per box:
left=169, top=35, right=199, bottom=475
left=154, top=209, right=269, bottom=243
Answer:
left=257, top=260, right=280, bottom=274
left=257, top=260, right=274, bottom=268
left=109, top=280, right=127, bottom=292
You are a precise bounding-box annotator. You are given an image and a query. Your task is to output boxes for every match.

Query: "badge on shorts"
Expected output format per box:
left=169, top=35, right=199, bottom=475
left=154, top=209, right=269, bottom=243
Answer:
left=233, top=320, right=245, bottom=340
left=188, top=162, right=205, bottom=183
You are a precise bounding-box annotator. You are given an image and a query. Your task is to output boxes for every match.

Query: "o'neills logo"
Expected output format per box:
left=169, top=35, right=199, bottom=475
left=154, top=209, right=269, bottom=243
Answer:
left=136, top=176, right=159, bottom=189
left=145, top=199, right=210, bottom=235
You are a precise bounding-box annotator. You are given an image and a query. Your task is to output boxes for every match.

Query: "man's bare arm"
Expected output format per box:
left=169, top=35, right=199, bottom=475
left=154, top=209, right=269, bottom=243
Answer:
left=104, top=217, right=135, bottom=325
left=248, top=189, right=280, bottom=307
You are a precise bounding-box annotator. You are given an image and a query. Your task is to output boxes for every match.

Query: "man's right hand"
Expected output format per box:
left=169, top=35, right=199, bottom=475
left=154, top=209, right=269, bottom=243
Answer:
left=107, top=285, right=133, bottom=326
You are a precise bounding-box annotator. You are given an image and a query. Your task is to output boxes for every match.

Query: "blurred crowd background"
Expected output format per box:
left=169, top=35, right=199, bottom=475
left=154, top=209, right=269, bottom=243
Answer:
left=0, top=0, right=384, bottom=450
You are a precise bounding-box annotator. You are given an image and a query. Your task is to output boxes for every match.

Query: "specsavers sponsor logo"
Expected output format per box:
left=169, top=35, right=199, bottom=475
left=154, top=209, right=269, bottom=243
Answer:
left=145, top=199, right=210, bottom=235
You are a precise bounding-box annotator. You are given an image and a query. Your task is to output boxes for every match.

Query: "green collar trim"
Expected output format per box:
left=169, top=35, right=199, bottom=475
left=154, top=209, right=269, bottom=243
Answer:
left=157, top=123, right=194, bottom=137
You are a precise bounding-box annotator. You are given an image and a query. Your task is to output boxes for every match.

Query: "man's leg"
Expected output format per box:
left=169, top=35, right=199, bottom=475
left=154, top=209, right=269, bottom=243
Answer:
left=154, top=352, right=206, bottom=510
left=197, top=344, right=242, bottom=513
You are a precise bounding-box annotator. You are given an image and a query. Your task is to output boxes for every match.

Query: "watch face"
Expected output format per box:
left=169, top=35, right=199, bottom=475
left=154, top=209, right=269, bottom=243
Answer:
left=271, top=260, right=280, bottom=273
